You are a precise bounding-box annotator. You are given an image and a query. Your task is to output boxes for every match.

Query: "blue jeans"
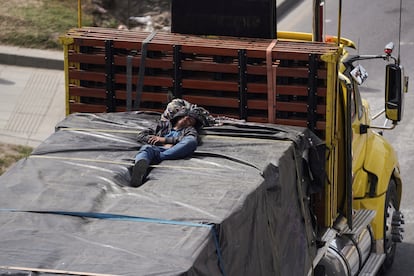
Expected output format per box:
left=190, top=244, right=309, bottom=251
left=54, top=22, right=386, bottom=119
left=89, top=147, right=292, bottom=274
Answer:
left=135, top=136, right=198, bottom=165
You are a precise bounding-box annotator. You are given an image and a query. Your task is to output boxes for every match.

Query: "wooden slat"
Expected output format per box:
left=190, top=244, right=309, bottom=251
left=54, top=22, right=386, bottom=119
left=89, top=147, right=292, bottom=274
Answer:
left=248, top=99, right=267, bottom=110
left=72, top=38, right=105, bottom=47
left=246, top=116, right=268, bottom=123
left=182, top=79, right=239, bottom=92
left=277, top=67, right=309, bottom=78
left=69, top=53, right=105, bottom=65
left=275, top=118, right=326, bottom=130
left=275, top=102, right=326, bottom=114
left=69, top=70, right=106, bottom=82
left=69, top=103, right=107, bottom=113
left=181, top=60, right=238, bottom=74
left=70, top=86, right=106, bottom=98
left=276, top=85, right=309, bottom=96
left=247, top=65, right=267, bottom=75
left=276, top=85, right=327, bottom=97
left=274, top=51, right=309, bottom=61
left=247, top=83, right=267, bottom=94
left=181, top=45, right=239, bottom=57
left=115, top=90, right=169, bottom=102
left=114, top=56, right=173, bottom=69
left=115, top=75, right=173, bottom=87
left=182, top=95, right=239, bottom=108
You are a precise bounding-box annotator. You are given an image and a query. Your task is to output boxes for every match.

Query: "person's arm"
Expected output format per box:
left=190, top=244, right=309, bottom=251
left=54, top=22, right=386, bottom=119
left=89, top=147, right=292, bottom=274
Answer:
left=149, top=127, right=198, bottom=145
left=147, top=136, right=167, bottom=145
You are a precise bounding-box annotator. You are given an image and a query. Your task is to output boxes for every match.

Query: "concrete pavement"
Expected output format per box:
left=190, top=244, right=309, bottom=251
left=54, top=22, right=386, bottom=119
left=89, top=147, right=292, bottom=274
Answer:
left=0, top=46, right=65, bottom=147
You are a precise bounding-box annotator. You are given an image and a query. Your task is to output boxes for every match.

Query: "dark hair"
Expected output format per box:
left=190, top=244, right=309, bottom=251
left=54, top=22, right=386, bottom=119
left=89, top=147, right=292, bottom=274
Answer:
left=187, top=109, right=205, bottom=130
left=170, top=108, right=206, bottom=130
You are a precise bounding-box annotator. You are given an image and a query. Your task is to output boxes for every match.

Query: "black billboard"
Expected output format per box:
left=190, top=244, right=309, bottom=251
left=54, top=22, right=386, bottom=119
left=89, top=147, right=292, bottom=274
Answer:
left=171, top=0, right=277, bottom=39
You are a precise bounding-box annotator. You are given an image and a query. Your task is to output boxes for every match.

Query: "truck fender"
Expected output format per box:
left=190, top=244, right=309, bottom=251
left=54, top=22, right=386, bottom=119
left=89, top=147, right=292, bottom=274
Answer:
left=363, top=131, right=400, bottom=197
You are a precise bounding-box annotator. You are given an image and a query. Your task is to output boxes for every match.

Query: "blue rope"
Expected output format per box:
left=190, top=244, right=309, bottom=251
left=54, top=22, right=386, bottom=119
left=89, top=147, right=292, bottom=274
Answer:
left=0, top=208, right=226, bottom=276
left=211, top=225, right=227, bottom=276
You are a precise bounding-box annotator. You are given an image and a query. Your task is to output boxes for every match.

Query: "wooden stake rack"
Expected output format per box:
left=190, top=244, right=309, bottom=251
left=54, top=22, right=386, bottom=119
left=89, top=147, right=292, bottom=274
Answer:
left=62, top=27, right=339, bottom=136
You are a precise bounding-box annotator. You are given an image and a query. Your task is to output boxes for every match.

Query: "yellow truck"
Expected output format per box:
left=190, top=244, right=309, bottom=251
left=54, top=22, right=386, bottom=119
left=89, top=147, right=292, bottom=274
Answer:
left=0, top=0, right=408, bottom=275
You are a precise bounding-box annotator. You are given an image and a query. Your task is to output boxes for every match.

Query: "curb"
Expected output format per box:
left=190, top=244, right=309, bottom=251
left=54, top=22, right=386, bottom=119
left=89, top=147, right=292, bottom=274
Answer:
left=0, top=52, right=64, bottom=70
left=0, top=45, right=63, bottom=70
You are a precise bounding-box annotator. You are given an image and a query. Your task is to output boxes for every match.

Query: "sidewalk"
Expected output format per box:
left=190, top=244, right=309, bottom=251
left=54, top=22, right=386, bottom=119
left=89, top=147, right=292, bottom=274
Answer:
left=0, top=46, right=65, bottom=147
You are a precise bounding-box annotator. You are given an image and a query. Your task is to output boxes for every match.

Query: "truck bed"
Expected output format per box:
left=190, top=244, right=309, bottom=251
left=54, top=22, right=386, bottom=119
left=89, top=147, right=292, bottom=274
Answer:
left=0, top=112, right=323, bottom=275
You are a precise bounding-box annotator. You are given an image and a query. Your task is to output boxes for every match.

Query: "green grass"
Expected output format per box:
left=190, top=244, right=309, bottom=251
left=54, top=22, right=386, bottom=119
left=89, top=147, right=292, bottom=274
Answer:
left=0, top=0, right=93, bottom=49
left=0, top=145, right=32, bottom=175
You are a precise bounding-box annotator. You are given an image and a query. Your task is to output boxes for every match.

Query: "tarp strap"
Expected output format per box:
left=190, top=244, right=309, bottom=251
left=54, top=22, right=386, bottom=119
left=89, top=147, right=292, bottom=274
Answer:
left=0, top=209, right=227, bottom=276
left=266, top=39, right=277, bottom=123
left=126, top=55, right=133, bottom=111
left=134, top=31, right=157, bottom=110
left=211, top=225, right=227, bottom=276
left=194, top=151, right=261, bottom=172
left=0, top=265, right=119, bottom=276
left=292, top=148, right=315, bottom=271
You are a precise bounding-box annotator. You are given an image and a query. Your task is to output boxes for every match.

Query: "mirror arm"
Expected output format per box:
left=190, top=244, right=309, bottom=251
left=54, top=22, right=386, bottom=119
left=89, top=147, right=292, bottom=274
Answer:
left=370, top=110, right=398, bottom=130
left=344, top=54, right=398, bottom=67
left=369, top=123, right=397, bottom=131
left=371, top=109, right=385, bottom=120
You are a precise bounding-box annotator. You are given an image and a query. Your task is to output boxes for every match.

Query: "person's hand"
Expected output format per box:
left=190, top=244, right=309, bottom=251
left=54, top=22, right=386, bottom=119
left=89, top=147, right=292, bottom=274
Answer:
left=148, top=135, right=166, bottom=145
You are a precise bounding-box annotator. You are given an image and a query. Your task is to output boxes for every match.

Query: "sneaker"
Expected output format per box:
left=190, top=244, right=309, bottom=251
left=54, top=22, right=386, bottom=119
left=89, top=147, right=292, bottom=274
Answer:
left=131, top=159, right=149, bottom=187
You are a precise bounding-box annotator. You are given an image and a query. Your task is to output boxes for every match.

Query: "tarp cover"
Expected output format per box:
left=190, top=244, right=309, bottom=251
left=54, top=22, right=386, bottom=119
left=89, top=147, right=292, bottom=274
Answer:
left=0, top=112, right=323, bottom=276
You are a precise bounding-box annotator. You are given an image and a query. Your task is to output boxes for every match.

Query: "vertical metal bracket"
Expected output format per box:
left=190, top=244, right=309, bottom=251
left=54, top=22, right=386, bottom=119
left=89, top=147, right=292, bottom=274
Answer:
left=238, top=49, right=248, bottom=119
left=134, top=31, right=157, bottom=110
left=307, top=54, right=318, bottom=131
left=173, top=45, right=183, bottom=99
left=105, top=40, right=115, bottom=112
left=126, top=55, right=133, bottom=111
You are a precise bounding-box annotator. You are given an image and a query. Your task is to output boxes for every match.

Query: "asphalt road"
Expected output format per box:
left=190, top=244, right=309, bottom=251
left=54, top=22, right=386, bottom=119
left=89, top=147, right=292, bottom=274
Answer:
left=279, top=0, right=414, bottom=274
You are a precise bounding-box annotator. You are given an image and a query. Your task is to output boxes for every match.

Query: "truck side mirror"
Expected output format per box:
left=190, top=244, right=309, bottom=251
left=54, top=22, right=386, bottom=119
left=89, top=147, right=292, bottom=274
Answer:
left=385, top=64, right=405, bottom=122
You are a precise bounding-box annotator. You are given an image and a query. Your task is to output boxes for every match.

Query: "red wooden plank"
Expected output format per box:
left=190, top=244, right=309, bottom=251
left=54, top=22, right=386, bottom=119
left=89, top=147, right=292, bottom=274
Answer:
left=182, top=95, right=239, bottom=108
left=247, top=83, right=267, bottom=94
left=69, top=53, right=105, bottom=65
left=115, top=90, right=169, bottom=102
left=70, top=86, right=106, bottom=98
left=69, top=103, right=106, bottom=113
left=181, top=60, right=238, bottom=74
left=274, top=118, right=326, bottom=130
left=114, top=56, right=173, bottom=69
left=246, top=65, right=267, bottom=75
left=181, top=45, right=239, bottom=57
left=182, top=79, right=238, bottom=92
left=276, top=85, right=327, bottom=97
left=277, top=67, right=309, bottom=78
left=69, top=70, right=106, bottom=82
left=275, top=102, right=326, bottom=114
left=115, top=75, right=173, bottom=87
left=247, top=99, right=267, bottom=110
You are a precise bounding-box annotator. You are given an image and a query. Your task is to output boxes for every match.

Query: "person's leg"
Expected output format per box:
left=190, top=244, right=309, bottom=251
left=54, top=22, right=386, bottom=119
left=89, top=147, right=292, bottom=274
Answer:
left=134, top=145, right=162, bottom=164
left=131, top=159, right=149, bottom=187
left=132, top=145, right=161, bottom=187
left=160, top=136, right=197, bottom=161
left=131, top=138, right=197, bottom=187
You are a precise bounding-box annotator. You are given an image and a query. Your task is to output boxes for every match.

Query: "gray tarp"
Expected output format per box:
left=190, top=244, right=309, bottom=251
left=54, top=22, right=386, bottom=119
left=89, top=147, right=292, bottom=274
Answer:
left=0, top=112, right=323, bottom=276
